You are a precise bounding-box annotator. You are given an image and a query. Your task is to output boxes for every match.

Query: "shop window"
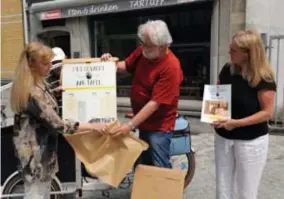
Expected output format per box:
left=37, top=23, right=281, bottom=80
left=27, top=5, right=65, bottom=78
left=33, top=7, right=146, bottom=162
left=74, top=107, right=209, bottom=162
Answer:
left=90, top=3, right=212, bottom=100
left=103, top=17, right=138, bottom=35
left=38, top=31, right=71, bottom=58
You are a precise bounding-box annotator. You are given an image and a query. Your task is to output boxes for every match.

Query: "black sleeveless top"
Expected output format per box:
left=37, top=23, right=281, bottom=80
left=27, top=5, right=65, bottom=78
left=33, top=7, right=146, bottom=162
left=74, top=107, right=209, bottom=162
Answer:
left=215, top=63, right=276, bottom=140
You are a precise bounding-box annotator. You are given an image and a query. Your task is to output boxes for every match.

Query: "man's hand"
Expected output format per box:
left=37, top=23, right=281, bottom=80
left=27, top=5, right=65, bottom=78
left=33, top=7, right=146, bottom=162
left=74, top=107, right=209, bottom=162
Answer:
left=108, top=123, right=132, bottom=138
left=101, top=53, right=127, bottom=73
left=101, top=53, right=113, bottom=61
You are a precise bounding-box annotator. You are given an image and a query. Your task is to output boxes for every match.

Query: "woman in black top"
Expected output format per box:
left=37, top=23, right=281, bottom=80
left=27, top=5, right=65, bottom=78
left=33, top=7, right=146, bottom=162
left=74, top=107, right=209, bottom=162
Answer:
left=213, top=30, right=276, bottom=199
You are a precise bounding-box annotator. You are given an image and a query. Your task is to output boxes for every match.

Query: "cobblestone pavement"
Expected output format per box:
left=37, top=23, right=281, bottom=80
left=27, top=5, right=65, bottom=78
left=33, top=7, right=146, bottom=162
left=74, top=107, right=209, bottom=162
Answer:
left=80, top=118, right=284, bottom=199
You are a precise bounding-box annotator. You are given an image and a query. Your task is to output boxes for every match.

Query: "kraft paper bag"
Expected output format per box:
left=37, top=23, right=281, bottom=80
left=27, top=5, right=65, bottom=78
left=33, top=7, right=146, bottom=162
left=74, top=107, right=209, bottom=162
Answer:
left=131, top=165, right=185, bottom=199
left=64, top=120, right=148, bottom=187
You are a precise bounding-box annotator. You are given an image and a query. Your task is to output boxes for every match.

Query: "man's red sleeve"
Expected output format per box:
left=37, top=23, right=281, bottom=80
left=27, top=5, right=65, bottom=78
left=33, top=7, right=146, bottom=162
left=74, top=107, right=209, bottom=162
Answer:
left=151, top=64, right=183, bottom=105
left=125, top=46, right=143, bottom=73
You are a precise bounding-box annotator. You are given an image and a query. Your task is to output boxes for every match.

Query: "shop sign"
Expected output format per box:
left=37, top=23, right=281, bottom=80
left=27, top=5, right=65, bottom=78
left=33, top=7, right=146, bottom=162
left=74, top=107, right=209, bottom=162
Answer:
left=38, top=0, right=209, bottom=20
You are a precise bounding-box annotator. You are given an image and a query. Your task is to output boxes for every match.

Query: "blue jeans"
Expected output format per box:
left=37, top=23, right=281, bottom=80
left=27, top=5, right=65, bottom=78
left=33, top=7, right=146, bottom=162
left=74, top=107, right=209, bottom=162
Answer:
left=136, top=131, right=173, bottom=168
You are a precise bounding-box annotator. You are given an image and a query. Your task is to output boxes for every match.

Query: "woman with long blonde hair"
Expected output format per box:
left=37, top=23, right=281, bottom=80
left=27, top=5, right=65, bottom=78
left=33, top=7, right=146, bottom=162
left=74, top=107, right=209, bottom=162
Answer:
left=10, top=42, right=106, bottom=199
left=213, top=30, right=276, bottom=199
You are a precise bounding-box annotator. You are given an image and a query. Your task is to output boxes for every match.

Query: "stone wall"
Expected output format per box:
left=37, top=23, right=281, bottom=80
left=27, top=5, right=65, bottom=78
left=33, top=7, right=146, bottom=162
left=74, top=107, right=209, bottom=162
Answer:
left=210, top=0, right=246, bottom=84
left=1, top=0, right=24, bottom=80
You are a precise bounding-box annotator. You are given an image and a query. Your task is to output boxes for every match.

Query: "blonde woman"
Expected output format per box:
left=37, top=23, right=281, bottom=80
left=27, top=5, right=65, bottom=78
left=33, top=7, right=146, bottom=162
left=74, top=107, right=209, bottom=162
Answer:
left=213, top=30, right=276, bottom=199
left=10, top=42, right=106, bottom=199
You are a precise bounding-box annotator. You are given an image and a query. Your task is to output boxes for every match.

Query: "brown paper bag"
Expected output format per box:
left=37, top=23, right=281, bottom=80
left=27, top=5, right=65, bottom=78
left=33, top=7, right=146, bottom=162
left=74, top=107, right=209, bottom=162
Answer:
left=64, top=120, right=148, bottom=187
left=131, top=165, right=185, bottom=199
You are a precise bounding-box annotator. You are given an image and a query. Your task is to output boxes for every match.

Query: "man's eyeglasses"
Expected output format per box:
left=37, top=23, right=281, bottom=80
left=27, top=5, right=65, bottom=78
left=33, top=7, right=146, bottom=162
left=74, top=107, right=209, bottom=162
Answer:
left=137, top=38, right=157, bottom=49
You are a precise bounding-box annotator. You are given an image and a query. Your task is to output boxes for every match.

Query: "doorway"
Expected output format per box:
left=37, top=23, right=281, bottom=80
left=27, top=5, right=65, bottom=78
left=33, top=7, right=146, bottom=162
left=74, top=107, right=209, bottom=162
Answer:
left=37, top=30, right=71, bottom=58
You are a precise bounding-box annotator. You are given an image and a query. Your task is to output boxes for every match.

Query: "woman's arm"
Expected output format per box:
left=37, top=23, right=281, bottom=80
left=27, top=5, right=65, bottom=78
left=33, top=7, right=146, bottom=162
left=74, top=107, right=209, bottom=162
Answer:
left=237, top=90, right=275, bottom=127
left=28, top=87, right=106, bottom=134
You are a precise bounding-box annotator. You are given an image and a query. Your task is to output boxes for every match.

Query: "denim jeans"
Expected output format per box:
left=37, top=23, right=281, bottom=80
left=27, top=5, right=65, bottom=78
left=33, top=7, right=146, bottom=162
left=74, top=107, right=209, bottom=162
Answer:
left=137, top=131, right=173, bottom=168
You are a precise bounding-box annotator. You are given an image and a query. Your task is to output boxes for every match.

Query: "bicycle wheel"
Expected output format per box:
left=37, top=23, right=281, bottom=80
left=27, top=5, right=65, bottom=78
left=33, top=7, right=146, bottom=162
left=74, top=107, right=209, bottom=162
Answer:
left=184, top=152, right=196, bottom=188
left=2, top=172, right=63, bottom=199
left=170, top=151, right=196, bottom=189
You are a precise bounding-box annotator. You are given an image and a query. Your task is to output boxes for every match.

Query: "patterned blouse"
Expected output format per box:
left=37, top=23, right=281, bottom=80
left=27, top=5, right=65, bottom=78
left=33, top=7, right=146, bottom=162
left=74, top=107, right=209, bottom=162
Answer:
left=13, top=84, right=79, bottom=183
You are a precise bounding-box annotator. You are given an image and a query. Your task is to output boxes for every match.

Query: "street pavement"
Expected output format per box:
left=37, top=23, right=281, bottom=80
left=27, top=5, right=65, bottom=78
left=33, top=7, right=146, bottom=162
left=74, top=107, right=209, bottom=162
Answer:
left=80, top=118, right=284, bottom=199
left=2, top=84, right=283, bottom=198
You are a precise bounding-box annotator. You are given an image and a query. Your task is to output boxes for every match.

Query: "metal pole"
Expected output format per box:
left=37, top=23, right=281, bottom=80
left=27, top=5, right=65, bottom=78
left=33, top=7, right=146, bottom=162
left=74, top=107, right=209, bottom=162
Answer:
left=275, top=38, right=280, bottom=125
left=1, top=189, right=78, bottom=198
left=21, top=0, right=29, bottom=44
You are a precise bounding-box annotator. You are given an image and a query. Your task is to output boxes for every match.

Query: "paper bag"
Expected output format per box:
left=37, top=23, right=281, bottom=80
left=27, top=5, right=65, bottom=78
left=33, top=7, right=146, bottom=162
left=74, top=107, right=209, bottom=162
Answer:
left=64, top=120, right=148, bottom=187
left=131, top=165, right=185, bottom=199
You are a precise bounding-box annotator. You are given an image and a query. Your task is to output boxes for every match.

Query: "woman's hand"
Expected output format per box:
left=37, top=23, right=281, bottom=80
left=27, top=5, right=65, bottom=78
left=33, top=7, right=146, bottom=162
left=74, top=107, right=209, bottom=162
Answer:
left=212, top=119, right=240, bottom=131
left=101, top=53, right=113, bottom=61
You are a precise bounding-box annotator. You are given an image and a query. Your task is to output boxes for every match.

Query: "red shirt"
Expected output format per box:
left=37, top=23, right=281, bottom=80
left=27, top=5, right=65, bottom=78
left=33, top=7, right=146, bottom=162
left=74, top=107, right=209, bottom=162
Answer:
left=125, top=47, right=183, bottom=132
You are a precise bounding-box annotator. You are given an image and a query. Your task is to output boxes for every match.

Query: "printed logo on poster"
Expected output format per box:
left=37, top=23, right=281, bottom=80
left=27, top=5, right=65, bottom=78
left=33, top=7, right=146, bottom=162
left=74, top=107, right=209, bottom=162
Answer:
left=61, top=59, right=117, bottom=123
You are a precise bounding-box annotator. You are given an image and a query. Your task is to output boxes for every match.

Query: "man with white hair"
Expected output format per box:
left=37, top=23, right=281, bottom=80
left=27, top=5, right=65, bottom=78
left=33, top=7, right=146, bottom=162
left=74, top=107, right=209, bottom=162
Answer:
left=101, top=20, right=183, bottom=168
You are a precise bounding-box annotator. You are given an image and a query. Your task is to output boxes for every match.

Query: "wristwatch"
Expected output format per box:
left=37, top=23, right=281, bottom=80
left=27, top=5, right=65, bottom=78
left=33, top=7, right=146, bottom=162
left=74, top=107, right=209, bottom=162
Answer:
left=127, top=121, right=136, bottom=131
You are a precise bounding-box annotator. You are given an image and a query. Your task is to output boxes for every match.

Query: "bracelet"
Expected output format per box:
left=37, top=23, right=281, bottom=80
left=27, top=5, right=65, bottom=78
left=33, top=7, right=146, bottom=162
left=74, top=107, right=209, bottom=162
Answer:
left=127, top=121, right=136, bottom=131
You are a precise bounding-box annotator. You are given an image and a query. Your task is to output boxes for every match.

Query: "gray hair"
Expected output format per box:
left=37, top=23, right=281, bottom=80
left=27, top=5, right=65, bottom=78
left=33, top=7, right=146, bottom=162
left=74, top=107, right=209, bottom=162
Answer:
left=137, top=20, right=173, bottom=47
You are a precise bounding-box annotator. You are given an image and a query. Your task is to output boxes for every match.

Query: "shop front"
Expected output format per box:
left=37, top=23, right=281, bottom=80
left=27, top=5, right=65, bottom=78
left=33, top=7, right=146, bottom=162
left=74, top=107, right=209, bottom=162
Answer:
left=90, top=2, right=212, bottom=100
left=29, top=0, right=236, bottom=114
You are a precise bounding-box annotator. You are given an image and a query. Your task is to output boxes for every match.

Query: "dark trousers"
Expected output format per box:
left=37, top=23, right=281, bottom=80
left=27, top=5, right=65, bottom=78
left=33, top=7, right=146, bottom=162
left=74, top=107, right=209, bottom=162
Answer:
left=136, top=131, right=173, bottom=168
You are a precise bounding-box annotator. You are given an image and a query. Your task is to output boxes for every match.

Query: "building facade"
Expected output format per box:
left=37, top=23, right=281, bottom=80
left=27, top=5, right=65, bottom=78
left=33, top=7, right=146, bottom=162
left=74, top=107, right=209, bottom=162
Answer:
left=245, top=0, right=284, bottom=122
left=27, top=0, right=283, bottom=115
left=1, top=0, right=25, bottom=81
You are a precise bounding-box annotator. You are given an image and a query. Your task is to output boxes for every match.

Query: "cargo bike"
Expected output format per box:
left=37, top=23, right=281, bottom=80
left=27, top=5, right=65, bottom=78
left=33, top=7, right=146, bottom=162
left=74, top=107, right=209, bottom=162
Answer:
left=1, top=67, right=195, bottom=198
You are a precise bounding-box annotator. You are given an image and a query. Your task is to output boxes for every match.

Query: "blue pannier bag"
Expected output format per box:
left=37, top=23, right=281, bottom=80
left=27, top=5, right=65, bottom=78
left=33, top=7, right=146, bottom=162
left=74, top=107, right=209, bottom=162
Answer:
left=170, top=115, right=191, bottom=156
